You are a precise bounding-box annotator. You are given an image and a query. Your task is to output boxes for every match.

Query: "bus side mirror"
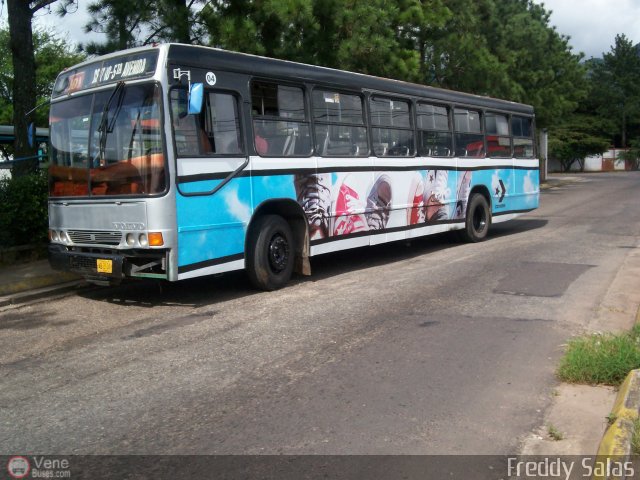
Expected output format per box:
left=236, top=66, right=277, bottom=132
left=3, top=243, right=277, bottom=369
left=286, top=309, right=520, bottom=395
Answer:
left=188, top=83, right=204, bottom=115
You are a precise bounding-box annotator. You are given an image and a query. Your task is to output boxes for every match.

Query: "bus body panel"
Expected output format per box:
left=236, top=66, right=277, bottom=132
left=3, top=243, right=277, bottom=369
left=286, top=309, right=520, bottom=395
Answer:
left=175, top=176, right=250, bottom=276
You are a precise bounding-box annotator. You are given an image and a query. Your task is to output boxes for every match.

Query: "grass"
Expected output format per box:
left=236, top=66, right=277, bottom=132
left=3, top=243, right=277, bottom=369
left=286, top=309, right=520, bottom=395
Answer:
left=548, top=424, right=564, bottom=441
left=556, top=324, right=640, bottom=386
left=606, top=412, right=618, bottom=426
left=632, top=417, right=640, bottom=455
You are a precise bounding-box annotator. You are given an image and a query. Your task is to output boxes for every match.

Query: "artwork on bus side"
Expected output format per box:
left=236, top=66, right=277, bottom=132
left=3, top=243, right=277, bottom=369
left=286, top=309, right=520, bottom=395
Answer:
left=292, top=168, right=538, bottom=241
left=294, top=170, right=475, bottom=240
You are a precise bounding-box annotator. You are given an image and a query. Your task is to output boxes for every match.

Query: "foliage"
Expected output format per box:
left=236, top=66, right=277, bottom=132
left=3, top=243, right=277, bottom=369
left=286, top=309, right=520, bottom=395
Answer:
left=0, top=170, right=49, bottom=247
left=618, top=138, right=640, bottom=170
left=201, top=0, right=585, bottom=131
left=5, top=0, right=79, bottom=176
left=589, top=34, right=640, bottom=147
left=557, top=324, right=640, bottom=386
left=0, top=25, right=85, bottom=128
left=547, top=424, right=564, bottom=441
left=633, top=417, right=640, bottom=455
left=548, top=113, right=610, bottom=172
left=72, top=0, right=206, bottom=53
left=79, top=0, right=154, bottom=54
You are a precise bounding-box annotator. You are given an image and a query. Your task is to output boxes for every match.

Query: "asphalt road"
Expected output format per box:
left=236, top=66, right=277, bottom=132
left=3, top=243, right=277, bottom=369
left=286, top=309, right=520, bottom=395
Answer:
left=2, top=172, right=640, bottom=458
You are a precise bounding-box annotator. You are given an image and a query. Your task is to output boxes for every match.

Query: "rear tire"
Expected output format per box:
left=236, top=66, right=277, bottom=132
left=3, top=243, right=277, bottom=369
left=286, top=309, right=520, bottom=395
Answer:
left=459, top=193, right=491, bottom=242
left=246, top=215, right=295, bottom=291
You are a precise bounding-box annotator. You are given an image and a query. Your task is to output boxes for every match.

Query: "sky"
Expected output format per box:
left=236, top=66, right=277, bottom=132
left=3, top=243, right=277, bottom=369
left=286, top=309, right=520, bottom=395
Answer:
left=532, top=0, right=640, bottom=58
left=1, top=0, right=639, bottom=60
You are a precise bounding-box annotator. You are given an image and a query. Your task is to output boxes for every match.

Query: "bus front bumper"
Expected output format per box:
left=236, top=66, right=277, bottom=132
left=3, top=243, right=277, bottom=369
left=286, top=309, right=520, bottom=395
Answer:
left=49, top=244, right=125, bottom=281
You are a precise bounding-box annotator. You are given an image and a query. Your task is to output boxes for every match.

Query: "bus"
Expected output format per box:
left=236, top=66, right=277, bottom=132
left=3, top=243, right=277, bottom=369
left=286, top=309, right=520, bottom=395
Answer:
left=47, top=44, right=539, bottom=290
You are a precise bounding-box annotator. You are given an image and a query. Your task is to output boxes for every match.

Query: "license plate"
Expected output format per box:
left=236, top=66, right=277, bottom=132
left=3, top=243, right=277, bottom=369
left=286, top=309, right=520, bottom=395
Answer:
left=96, top=259, right=113, bottom=274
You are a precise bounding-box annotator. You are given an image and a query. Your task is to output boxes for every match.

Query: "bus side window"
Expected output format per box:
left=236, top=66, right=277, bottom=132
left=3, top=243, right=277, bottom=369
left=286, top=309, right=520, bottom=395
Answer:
left=251, top=81, right=312, bottom=157
left=416, top=103, right=452, bottom=157
left=512, top=116, right=534, bottom=158
left=369, top=96, right=414, bottom=157
left=454, top=108, right=484, bottom=158
left=311, top=90, right=368, bottom=157
left=202, top=92, right=243, bottom=155
left=485, top=112, right=511, bottom=158
left=171, top=89, right=243, bottom=157
left=171, top=89, right=201, bottom=156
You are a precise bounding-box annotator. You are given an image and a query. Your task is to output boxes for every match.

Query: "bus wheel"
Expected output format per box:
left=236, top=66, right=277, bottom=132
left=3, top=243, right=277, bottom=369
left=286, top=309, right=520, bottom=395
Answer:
left=246, top=215, right=295, bottom=291
left=460, top=193, right=491, bottom=242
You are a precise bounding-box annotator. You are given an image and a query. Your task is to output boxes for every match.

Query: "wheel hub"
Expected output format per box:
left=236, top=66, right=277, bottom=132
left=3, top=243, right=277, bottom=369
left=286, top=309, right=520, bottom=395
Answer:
left=268, top=233, right=289, bottom=273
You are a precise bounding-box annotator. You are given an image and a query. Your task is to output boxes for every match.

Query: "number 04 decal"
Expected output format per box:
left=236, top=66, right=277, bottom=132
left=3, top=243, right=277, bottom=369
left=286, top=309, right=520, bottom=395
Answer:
left=206, top=72, right=217, bottom=86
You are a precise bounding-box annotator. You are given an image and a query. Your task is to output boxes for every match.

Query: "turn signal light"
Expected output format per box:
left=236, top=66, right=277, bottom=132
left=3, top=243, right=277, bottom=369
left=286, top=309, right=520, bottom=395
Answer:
left=148, top=232, right=164, bottom=246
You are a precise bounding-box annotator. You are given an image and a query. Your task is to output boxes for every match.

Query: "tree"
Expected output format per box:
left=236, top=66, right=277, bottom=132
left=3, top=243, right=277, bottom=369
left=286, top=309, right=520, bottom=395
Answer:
left=618, top=138, right=640, bottom=170
left=0, top=26, right=84, bottom=135
left=589, top=34, right=640, bottom=147
left=203, top=0, right=420, bottom=78
left=148, top=0, right=204, bottom=44
left=6, top=0, right=75, bottom=175
left=65, top=0, right=154, bottom=54
left=488, top=0, right=587, bottom=128
left=422, top=0, right=514, bottom=97
left=548, top=114, right=610, bottom=172
left=76, top=0, right=206, bottom=54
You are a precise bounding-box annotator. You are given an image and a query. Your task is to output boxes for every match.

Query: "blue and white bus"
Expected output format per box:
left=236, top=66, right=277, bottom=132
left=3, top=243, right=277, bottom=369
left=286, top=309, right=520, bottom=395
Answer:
left=47, top=44, right=539, bottom=290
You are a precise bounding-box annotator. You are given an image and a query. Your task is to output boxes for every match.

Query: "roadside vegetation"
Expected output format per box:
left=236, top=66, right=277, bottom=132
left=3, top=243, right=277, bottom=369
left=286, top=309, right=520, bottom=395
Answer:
left=0, top=170, right=48, bottom=249
left=557, top=324, right=640, bottom=386
left=632, top=417, right=640, bottom=455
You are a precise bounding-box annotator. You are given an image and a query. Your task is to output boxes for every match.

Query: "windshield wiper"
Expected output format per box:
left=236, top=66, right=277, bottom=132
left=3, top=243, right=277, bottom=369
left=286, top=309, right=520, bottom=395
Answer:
left=95, top=81, right=125, bottom=166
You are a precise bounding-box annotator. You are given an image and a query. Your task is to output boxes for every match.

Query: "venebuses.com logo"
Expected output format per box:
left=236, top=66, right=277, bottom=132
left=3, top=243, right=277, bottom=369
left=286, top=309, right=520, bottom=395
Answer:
left=6, top=456, right=30, bottom=479
left=6, top=456, right=71, bottom=479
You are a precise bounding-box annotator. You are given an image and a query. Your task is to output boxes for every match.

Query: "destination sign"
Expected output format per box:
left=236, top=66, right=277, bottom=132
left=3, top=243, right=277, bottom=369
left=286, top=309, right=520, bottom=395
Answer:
left=52, top=50, right=159, bottom=98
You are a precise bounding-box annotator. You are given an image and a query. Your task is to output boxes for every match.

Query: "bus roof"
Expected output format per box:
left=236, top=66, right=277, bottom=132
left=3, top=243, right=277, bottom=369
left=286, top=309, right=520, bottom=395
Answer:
left=165, top=43, right=534, bottom=116
left=56, top=43, right=534, bottom=116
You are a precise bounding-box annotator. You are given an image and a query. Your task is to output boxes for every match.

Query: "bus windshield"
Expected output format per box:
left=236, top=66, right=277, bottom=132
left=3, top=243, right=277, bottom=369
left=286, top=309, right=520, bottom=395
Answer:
left=49, top=82, right=166, bottom=197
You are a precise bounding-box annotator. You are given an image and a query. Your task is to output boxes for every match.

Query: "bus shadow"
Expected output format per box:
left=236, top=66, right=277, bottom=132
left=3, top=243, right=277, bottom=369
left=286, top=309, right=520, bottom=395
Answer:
left=295, top=218, right=549, bottom=284
left=489, top=218, right=548, bottom=238
left=78, top=270, right=258, bottom=309
left=77, top=218, right=547, bottom=308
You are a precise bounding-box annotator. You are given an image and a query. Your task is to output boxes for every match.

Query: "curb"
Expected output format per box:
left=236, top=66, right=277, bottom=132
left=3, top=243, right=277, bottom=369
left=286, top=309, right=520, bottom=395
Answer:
left=0, top=272, right=80, bottom=297
left=592, top=370, right=640, bottom=479
left=592, top=307, right=640, bottom=479
left=0, top=280, right=87, bottom=308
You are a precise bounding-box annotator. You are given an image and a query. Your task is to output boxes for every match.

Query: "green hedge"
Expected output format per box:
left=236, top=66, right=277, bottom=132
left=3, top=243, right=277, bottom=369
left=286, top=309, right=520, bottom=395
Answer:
left=0, top=171, right=49, bottom=247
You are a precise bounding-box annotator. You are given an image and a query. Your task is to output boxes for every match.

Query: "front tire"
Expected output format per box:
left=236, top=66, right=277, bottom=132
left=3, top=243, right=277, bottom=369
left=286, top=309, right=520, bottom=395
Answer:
left=459, top=193, right=491, bottom=242
left=246, top=215, right=295, bottom=291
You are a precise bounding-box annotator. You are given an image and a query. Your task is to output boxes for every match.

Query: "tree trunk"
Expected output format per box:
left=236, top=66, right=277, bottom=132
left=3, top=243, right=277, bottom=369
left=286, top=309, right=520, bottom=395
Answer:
left=7, top=0, right=38, bottom=176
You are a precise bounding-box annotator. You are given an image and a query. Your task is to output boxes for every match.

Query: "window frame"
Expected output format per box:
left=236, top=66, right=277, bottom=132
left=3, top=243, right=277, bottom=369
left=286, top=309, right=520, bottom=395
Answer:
left=484, top=111, right=512, bottom=159
left=169, top=86, right=246, bottom=159
left=511, top=115, right=535, bottom=159
left=311, top=87, right=369, bottom=157
left=453, top=107, right=485, bottom=158
left=368, top=94, right=416, bottom=158
left=415, top=101, right=453, bottom=158
left=250, top=79, right=312, bottom=158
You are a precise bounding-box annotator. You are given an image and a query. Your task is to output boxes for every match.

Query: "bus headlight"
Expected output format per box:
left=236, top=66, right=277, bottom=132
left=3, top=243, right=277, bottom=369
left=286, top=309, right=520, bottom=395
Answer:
left=138, top=234, right=148, bottom=247
left=126, top=233, right=136, bottom=246
left=60, top=231, right=71, bottom=244
left=50, top=230, right=60, bottom=242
